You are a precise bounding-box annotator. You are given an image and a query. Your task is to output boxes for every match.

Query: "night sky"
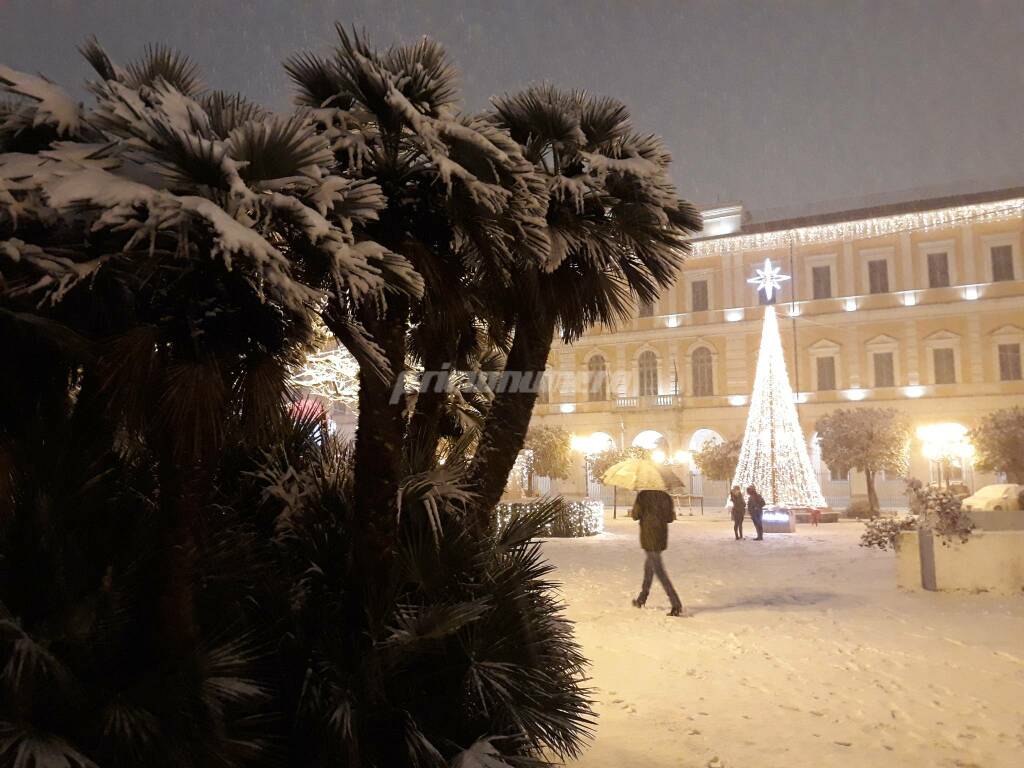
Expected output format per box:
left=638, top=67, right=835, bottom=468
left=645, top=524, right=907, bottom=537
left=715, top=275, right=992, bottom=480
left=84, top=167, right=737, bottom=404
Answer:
left=2, top=0, right=1022, bottom=219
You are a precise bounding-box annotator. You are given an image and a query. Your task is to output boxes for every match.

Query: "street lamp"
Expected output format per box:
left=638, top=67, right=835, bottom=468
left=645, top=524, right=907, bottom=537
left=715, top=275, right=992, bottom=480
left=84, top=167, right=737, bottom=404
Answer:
left=917, top=423, right=973, bottom=490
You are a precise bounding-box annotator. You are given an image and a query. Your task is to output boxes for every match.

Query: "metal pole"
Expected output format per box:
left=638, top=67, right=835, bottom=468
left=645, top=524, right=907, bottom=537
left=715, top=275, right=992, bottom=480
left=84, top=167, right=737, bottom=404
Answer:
left=789, top=239, right=801, bottom=412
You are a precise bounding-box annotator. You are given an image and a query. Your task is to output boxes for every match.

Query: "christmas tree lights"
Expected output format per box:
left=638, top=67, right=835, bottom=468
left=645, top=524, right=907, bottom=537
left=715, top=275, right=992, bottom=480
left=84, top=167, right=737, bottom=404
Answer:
left=732, top=261, right=827, bottom=509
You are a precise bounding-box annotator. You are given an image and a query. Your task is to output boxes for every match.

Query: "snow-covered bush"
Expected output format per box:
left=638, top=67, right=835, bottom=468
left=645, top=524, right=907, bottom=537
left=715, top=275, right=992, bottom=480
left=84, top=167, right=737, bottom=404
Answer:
left=860, top=514, right=918, bottom=551
left=911, top=483, right=974, bottom=546
left=860, top=482, right=974, bottom=552
left=845, top=498, right=879, bottom=519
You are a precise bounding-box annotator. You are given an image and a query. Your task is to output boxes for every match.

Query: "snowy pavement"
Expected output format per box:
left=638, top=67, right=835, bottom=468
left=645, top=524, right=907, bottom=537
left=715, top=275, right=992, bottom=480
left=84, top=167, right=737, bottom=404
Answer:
left=543, top=513, right=1024, bottom=768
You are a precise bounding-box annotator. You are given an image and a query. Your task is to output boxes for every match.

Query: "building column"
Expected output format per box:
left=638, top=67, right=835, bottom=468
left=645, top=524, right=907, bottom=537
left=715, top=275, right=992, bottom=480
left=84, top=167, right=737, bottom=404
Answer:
left=898, top=232, right=913, bottom=290
left=726, top=334, right=747, bottom=394
left=904, top=320, right=919, bottom=386
left=846, top=324, right=860, bottom=388
left=616, top=346, right=628, bottom=398
left=962, top=225, right=976, bottom=285
left=967, top=314, right=984, bottom=383
left=842, top=241, right=855, bottom=295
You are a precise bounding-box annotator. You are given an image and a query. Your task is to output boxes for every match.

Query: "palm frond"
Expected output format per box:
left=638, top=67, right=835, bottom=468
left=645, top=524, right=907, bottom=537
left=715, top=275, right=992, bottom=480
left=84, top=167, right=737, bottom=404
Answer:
left=227, top=115, right=333, bottom=184
left=78, top=36, right=119, bottom=82
left=124, top=44, right=202, bottom=96
left=381, top=36, right=459, bottom=115
left=284, top=51, right=346, bottom=108
left=202, top=91, right=267, bottom=138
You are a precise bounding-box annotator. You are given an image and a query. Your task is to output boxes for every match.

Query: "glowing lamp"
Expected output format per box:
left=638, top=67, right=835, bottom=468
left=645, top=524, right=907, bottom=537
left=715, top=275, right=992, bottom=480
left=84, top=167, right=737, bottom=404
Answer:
left=559, top=403, right=576, bottom=414
left=728, top=394, right=748, bottom=406
left=902, top=292, right=918, bottom=307
left=843, top=298, right=858, bottom=312
left=666, top=315, right=680, bottom=328
left=903, top=385, right=925, bottom=398
left=725, top=308, right=745, bottom=322
left=673, top=450, right=690, bottom=465
left=842, top=388, right=867, bottom=401
left=788, top=305, right=802, bottom=317
left=651, top=449, right=666, bottom=464
left=963, top=286, right=980, bottom=300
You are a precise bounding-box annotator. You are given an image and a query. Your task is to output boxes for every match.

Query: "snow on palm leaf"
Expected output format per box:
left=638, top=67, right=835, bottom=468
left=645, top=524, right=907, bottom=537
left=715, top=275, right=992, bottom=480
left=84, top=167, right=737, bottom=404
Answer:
left=0, top=42, right=422, bottom=377
left=732, top=303, right=826, bottom=509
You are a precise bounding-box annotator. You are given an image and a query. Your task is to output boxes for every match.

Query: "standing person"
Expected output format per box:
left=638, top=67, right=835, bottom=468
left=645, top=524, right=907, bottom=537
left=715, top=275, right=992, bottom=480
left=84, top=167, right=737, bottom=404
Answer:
left=729, top=485, right=746, bottom=540
left=746, top=484, right=766, bottom=541
left=810, top=507, right=821, bottom=526
left=630, top=489, right=687, bottom=616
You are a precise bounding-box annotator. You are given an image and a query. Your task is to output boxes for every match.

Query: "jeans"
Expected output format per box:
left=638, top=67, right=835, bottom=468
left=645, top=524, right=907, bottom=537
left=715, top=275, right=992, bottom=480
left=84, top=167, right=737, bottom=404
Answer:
left=750, top=510, right=764, bottom=539
left=638, top=551, right=682, bottom=610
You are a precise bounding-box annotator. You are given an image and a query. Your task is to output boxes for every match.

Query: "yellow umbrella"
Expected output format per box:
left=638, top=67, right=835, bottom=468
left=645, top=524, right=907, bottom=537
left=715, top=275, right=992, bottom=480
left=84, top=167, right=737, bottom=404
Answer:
left=600, top=457, right=684, bottom=491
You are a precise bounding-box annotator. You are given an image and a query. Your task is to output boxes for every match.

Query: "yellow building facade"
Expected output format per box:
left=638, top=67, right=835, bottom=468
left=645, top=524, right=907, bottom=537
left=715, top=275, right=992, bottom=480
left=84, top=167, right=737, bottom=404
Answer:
left=530, top=188, right=1024, bottom=508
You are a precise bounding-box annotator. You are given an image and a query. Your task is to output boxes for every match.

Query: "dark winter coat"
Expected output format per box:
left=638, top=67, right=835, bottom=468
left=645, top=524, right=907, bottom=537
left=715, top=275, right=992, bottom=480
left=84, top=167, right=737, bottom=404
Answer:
left=746, top=490, right=766, bottom=517
left=630, top=490, right=676, bottom=552
left=729, top=491, right=746, bottom=522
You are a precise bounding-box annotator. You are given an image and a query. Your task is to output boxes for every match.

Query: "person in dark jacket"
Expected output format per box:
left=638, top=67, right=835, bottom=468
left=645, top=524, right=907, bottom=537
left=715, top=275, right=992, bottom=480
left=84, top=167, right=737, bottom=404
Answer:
left=746, top=484, right=765, bottom=540
left=729, top=485, right=745, bottom=539
left=630, top=489, right=686, bottom=616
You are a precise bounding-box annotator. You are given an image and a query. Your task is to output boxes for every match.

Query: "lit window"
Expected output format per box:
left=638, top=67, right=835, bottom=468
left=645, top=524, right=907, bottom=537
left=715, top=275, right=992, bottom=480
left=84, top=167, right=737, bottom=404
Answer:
left=868, top=259, right=889, bottom=294
left=812, top=265, right=832, bottom=299
left=998, top=343, right=1022, bottom=381
left=933, top=348, right=956, bottom=384
left=692, top=347, right=714, bottom=396
left=927, top=252, right=950, bottom=288
left=587, top=355, right=608, bottom=401
left=816, top=357, right=837, bottom=391
left=691, top=280, right=709, bottom=312
left=991, top=245, right=1015, bottom=282
left=873, top=351, right=895, bottom=388
left=638, top=351, right=659, bottom=396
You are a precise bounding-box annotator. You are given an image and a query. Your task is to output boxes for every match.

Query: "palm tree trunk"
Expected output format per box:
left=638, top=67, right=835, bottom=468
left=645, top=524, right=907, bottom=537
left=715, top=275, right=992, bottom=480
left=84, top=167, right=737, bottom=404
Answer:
left=407, top=344, right=455, bottom=449
left=351, top=298, right=408, bottom=527
left=154, top=455, right=205, bottom=657
left=468, top=311, right=555, bottom=533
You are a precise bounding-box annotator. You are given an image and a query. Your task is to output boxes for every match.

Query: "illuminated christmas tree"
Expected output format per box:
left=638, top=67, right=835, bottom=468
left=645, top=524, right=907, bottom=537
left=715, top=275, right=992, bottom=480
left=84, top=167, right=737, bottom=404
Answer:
left=732, top=259, right=826, bottom=508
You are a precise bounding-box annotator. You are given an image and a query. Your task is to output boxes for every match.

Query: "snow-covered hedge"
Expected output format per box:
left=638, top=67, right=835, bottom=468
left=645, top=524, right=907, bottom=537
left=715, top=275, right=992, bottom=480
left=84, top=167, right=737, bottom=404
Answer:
left=497, top=499, right=604, bottom=538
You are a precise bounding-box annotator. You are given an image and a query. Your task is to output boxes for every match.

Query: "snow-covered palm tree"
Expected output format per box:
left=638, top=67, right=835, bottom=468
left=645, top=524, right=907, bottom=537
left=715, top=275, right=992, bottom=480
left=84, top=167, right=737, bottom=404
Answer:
left=468, top=86, right=702, bottom=524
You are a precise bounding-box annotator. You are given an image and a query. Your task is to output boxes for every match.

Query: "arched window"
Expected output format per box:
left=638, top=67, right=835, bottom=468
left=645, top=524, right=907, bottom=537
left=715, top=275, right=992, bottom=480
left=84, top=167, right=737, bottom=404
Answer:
left=638, top=351, right=658, bottom=396
left=587, top=355, right=608, bottom=401
left=692, top=347, right=714, bottom=396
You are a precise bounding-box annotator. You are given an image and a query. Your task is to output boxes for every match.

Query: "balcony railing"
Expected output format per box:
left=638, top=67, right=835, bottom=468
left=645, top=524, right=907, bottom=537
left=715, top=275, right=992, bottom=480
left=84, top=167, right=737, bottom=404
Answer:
left=613, top=394, right=682, bottom=410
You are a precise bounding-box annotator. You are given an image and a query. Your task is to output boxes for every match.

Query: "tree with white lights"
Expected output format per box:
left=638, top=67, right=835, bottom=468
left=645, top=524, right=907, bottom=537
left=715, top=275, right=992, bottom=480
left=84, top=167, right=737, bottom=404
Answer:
left=732, top=260, right=826, bottom=508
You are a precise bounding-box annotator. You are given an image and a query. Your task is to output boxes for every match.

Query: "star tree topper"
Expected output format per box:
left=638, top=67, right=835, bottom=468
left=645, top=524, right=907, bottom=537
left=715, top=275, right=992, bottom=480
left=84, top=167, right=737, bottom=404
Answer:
left=747, top=257, right=791, bottom=301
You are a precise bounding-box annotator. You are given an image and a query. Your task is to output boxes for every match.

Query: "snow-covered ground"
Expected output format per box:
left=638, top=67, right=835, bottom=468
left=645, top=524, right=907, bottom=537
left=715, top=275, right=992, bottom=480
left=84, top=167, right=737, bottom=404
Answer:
left=543, top=513, right=1024, bottom=768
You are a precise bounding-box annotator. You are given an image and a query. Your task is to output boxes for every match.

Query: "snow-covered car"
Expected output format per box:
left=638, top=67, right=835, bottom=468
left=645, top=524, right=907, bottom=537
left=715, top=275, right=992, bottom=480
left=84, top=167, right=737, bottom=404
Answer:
left=960, top=484, right=1023, bottom=513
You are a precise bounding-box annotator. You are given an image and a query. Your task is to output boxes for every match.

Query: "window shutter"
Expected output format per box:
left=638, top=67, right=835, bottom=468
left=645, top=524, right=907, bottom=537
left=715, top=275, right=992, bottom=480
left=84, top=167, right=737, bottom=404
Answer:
left=812, top=265, right=831, bottom=299
left=816, top=357, right=836, bottom=391
left=933, top=348, right=956, bottom=384
left=691, top=280, right=709, bottom=311
left=873, top=352, right=895, bottom=387
left=991, top=245, right=1014, bottom=282
left=927, top=252, right=950, bottom=288
left=998, top=343, right=1022, bottom=381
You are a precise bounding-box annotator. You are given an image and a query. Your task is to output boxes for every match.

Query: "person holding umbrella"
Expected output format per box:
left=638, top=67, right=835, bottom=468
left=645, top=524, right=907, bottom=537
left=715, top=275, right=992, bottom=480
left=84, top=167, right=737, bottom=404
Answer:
left=602, top=457, right=688, bottom=617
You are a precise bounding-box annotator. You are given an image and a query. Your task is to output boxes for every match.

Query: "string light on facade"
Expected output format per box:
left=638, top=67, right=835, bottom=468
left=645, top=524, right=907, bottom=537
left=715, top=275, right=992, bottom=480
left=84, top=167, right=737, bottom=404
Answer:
left=731, top=262, right=827, bottom=509
left=691, top=199, right=1024, bottom=257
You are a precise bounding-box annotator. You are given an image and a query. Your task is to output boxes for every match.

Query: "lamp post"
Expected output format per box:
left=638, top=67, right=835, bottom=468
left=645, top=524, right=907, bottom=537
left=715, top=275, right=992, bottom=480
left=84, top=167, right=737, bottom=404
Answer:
left=917, top=423, right=974, bottom=490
